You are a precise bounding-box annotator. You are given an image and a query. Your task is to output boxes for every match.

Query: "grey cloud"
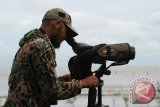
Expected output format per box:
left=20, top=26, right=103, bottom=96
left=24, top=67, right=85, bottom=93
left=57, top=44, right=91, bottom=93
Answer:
left=0, top=0, right=160, bottom=66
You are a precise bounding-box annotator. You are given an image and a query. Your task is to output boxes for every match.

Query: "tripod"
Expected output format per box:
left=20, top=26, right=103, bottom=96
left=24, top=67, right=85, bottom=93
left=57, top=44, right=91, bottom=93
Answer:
left=87, top=62, right=112, bottom=107
left=67, top=50, right=130, bottom=107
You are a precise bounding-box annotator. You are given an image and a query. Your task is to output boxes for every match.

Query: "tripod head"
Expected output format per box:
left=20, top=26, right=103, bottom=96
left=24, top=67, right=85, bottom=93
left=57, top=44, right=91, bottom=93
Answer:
left=94, top=62, right=111, bottom=78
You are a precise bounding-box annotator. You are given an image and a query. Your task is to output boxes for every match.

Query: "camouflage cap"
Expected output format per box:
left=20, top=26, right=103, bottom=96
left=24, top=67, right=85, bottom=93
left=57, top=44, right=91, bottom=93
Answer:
left=42, top=8, right=78, bottom=37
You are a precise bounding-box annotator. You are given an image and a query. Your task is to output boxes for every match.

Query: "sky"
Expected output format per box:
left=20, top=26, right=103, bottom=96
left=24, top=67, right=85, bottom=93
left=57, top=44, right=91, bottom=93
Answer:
left=0, top=0, right=160, bottom=68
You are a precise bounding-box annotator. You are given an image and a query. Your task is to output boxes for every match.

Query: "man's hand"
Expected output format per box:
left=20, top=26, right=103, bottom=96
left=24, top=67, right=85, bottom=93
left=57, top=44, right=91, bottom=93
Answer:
left=80, top=75, right=99, bottom=88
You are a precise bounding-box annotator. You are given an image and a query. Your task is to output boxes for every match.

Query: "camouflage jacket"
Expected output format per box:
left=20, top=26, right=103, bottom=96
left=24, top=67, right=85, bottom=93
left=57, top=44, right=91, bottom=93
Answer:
left=3, top=29, right=81, bottom=107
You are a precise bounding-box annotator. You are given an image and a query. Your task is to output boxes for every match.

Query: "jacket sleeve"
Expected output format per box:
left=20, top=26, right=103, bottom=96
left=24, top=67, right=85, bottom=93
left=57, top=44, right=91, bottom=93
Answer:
left=58, top=74, right=72, bottom=82
left=32, top=38, right=81, bottom=102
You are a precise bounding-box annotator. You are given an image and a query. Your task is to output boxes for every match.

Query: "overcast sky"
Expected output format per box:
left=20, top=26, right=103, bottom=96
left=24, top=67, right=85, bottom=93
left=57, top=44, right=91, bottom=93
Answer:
left=0, top=0, right=160, bottom=68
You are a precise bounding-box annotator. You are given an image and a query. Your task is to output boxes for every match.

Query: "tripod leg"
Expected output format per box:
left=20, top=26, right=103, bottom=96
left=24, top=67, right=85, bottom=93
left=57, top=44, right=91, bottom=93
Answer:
left=87, top=88, right=97, bottom=107
left=95, top=80, right=109, bottom=107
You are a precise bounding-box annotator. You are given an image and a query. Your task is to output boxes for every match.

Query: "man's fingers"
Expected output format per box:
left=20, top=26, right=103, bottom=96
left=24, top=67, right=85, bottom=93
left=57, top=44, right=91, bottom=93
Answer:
left=80, top=75, right=99, bottom=88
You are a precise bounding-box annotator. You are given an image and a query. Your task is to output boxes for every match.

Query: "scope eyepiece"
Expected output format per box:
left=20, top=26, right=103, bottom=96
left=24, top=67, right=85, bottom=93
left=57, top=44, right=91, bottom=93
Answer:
left=130, top=46, right=135, bottom=60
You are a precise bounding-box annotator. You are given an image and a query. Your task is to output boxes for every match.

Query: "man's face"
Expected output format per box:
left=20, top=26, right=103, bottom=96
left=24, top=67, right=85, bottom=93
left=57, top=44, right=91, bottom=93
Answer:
left=50, top=20, right=67, bottom=48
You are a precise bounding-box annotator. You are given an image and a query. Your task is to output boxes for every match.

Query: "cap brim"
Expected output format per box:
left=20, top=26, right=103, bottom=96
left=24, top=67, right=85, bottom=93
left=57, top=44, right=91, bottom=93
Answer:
left=66, top=23, right=78, bottom=37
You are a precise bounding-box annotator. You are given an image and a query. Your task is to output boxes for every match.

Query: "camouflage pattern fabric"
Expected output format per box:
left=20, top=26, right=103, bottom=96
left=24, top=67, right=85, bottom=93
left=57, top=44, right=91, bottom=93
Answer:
left=3, top=29, right=81, bottom=107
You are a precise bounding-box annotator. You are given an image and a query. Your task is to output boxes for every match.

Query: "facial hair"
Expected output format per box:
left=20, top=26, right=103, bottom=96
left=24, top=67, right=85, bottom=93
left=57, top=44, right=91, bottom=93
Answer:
left=50, top=35, right=61, bottom=48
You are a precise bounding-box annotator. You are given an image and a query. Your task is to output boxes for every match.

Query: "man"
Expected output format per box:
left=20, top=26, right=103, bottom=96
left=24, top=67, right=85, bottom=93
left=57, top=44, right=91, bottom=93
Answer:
left=3, top=8, right=99, bottom=107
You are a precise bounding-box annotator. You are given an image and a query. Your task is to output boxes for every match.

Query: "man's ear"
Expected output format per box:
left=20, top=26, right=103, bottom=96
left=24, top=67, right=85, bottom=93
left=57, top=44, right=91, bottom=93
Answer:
left=55, top=21, right=62, bottom=29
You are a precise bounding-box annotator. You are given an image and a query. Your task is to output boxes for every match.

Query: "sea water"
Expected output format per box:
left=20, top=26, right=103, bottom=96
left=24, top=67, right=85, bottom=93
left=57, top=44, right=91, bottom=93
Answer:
left=0, top=66, right=160, bottom=107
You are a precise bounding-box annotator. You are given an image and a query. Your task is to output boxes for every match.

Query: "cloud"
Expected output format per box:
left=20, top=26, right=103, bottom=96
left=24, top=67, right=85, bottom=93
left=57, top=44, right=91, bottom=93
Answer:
left=0, top=40, right=18, bottom=66
left=0, top=0, right=160, bottom=66
left=0, top=41, right=10, bottom=55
